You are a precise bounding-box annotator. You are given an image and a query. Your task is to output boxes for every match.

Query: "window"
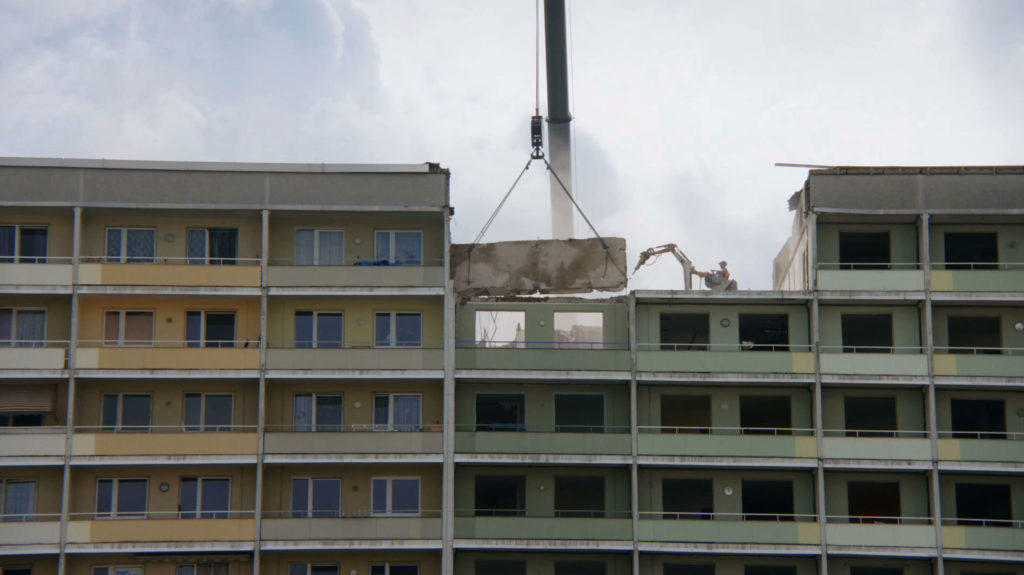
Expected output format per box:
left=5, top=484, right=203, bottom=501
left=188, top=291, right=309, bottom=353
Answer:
left=291, top=477, right=341, bottom=518
left=475, top=310, right=525, bottom=348
left=375, top=230, right=422, bottom=265
left=945, top=232, right=998, bottom=269
left=660, top=395, right=711, bottom=434
left=103, top=311, right=154, bottom=347
left=475, top=561, right=525, bottom=575
left=179, top=477, right=230, bottom=519
left=475, top=393, right=525, bottom=431
left=295, top=229, right=344, bottom=265
left=105, top=228, right=155, bottom=263
left=554, top=393, right=604, bottom=433
left=374, top=312, right=422, bottom=348
left=294, top=394, right=342, bottom=432
left=739, top=396, right=792, bottom=435
left=187, top=228, right=238, bottom=265
left=555, top=562, right=607, bottom=575
left=371, top=477, right=420, bottom=516
left=847, top=481, right=900, bottom=523
left=0, top=225, right=47, bottom=263
left=741, top=480, right=794, bottom=521
left=664, top=565, right=714, bottom=575
left=101, top=394, right=151, bottom=432
left=374, top=394, right=421, bottom=431
left=1, top=479, right=36, bottom=522
left=955, top=483, right=1012, bottom=526
left=92, top=568, right=143, bottom=575
left=0, top=413, right=44, bottom=427
left=474, top=475, right=525, bottom=517
left=176, top=564, right=227, bottom=575
left=186, top=311, right=236, bottom=348
left=951, top=399, right=1006, bottom=439
left=844, top=396, right=897, bottom=437
left=663, top=478, right=713, bottom=520
left=95, top=478, right=147, bottom=518
left=850, top=569, right=902, bottom=575
left=838, top=231, right=890, bottom=269
left=371, top=566, right=418, bottom=575
left=948, top=316, right=1002, bottom=354
left=295, top=311, right=343, bottom=349
left=660, top=313, right=709, bottom=350
left=738, top=314, right=789, bottom=351
left=184, top=393, right=232, bottom=432
left=554, top=311, right=604, bottom=349
left=744, top=567, right=796, bottom=575
left=554, top=476, right=604, bottom=518
left=289, top=566, right=338, bottom=575
left=841, top=313, right=893, bottom=353
left=2, top=568, right=33, bottom=575
left=0, top=309, right=46, bottom=348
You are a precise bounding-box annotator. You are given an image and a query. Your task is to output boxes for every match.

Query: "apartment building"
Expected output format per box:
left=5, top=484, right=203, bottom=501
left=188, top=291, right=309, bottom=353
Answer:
left=1, top=161, right=1022, bottom=575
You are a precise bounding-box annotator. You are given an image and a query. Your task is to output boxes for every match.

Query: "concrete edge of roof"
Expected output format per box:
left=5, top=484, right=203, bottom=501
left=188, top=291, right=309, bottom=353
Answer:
left=0, top=156, right=448, bottom=174
left=809, top=165, right=1024, bottom=176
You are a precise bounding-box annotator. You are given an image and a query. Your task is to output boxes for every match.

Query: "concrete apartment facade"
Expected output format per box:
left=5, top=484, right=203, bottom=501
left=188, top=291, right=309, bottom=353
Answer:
left=1, top=159, right=1022, bottom=575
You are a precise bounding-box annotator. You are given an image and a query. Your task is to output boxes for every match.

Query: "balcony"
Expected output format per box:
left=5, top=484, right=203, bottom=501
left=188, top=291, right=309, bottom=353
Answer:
left=264, top=426, right=442, bottom=456
left=825, top=516, right=936, bottom=549
left=78, top=257, right=261, bottom=288
left=71, top=427, right=258, bottom=458
left=266, top=344, right=443, bottom=372
left=66, top=512, right=255, bottom=545
left=638, top=512, right=820, bottom=545
left=638, top=426, right=816, bottom=460
left=267, top=259, right=444, bottom=289
left=938, top=432, right=1024, bottom=464
left=933, top=348, right=1024, bottom=378
left=261, top=510, right=441, bottom=543
left=942, top=518, right=1024, bottom=552
left=456, top=342, right=630, bottom=373
left=0, top=514, right=61, bottom=549
left=0, top=343, right=67, bottom=371
left=823, top=430, right=931, bottom=462
left=931, top=263, right=1024, bottom=292
left=817, top=263, right=925, bottom=291
left=454, top=510, right=632, bottom=542
left=636, top=344, right=814, bottom=375
left=819, top=347, right=927, bottom=377
left=0, top=427, right=66, bottom=462
left=456, top=426, right=632, bottom=456
left=75, top=341, right=258, bottom=371
left=0, top=259, right=73, bottom=289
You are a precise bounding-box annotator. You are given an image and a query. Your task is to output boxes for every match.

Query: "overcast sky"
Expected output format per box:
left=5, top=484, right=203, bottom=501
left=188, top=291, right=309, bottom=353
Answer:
left=2, top=0, right=1022, bottom=289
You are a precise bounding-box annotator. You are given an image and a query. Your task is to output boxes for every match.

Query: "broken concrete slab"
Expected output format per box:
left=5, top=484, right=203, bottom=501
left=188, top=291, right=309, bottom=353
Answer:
left=451, top=237, right=628, bottom=296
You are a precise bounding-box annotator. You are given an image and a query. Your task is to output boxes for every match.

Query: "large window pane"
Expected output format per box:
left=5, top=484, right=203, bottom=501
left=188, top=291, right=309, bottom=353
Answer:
left=395, top=232, right=422, bottom=265
left=117, top=479, right=148, bottom=517
left=555, top=394, right=604, bottom=432
left=121, top=395, right=151, bottom=431
left=19, top=228, right=47, bottom=263
left=125, top=229, right=155, bottom=263
left=15, top=310, right=45, bottom=347
left=96, top=479, right=113, bottom=515
left=204, top=313, right=235, bottom=347
left=180, top=478, right=198, bottom=518
left=0, top=226, right=14, bottom=262
left=291, top=479, right=309, bottom=518
left=186, top=311, right=202, bottom=347
left=393, top=395, right=421, bottom=430
left=375, top=231, right=390, bottom=262
left=312, top=478, right=341, bottom=518
left=295, top=230, right=314, bottom=265
left=201, top=479, right=230, bottom=518
left=476, top=394, right=525, bottom=431
left=315, top=395, right=342, bottom=432
left=4, top=480, right=35, bottom=521
left=375, top=313, right=391, bottom=347
left=187, top=229, right=206, bottom=264
left=208, top=229, right=237, bottom=265
left=395, top=313, right=421, bottom=347
left=105, top=228, right=122, bottom=263
left=0, top=309, right=11, bottom=345
left=184, top=394, right=203, bottom=432
left=372, top=478, right=388, bottom=514
left=101, top=395, right=119, bottom=431
left=318, top=231, right=345, bottom=265
left=205, top=395, right=233, bottom=431
left=295, top=312, right=313, bottom=348
left=392, top=479, right=420, bottom=514
left=374, top=395, right=390, bottom=428
left=316, top=313, right=343, bottom=348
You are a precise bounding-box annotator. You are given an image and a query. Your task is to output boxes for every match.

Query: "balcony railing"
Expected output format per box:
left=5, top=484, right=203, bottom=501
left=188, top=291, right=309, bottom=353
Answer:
left=265, top=423, right=440, bottom=433
left=0, top=512, right=62, bottom=522
left=637, top=343, right=811, bottom=352
left=931, top=262, right=1024, bottom=271
left=941, top=517, right=1024, bottom=528
left=639, top=425, right=813, bottom=436
left=819, top=345, right=923, bottom=354
left=818, top=262, right=922, bottom=270
left=79, top=339, right=259, bottom=349
left=935, top=346, right=1024, bottom=356
left=70, top=510, right=256, bottom=520
left=458, top=424, right=630, bottom=433
left=263, top=509, right=441, bottom=519
left=457, top=509, right=632, bottom=519
left=80, top=256, right=261, bottom=265
left=638, top=511, right=817, bottom=522
left=73, top=425, right=258, bottom=434
left=826, top=515, right=932, bottom=525
left=823, top=429, right=928, bottom=439
left=458, top=340, right=629, bottom=351
left=269, top=340, right=440, bottom=350
left=269, top=257, right=446, bottom=266
left=938, top=430, right=1024, bottom=440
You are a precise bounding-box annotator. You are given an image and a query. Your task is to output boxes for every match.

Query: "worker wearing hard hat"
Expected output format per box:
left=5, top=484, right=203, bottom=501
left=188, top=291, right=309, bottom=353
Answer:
left=696, top=261, right=738, bottom=291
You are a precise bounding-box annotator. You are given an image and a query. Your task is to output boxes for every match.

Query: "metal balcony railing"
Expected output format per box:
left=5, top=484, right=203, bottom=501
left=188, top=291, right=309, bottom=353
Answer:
left=637, top=343, right=811, bottom=352
left=930, top=262, right=1024, bottom=271
left=826, top=514, right=932, bottom=525
left=79, top=256, right=261, bottom=265
left=72, top=425, right=257, bottom=434
left=935, top=346, right=1024, bottom=356
left=78, top=339, right=260, bottom=349
left=638, top=425, right=814, bottom=437
left=819, top=345, right=924, bottom=355
left=937, top=430, right=1024, bottom=440
left=941, top=517, right=1024, bottom=528
left=817, top=262, right=921, bottom=271
left=456, top=424, right=631, bottom=433
left=262, top=509, right=441, bottom=519
left=69, top=510, right=256, bottom=520
left=823, top=429, right=928, bottom=439
left=0, top=256, right=74, bottom=264
left=268, top=340, right=441, bottom=350
left=264, top=423, right=439, bottom=433
left=638, top=511, right=817, bottom=522
left=457, top=339, right=629, bottom=351
left=0, top=512, right=62, bottom=522
left=458, top=509, right=631, bottom=519
left=269, top=257, right=445, bottom=266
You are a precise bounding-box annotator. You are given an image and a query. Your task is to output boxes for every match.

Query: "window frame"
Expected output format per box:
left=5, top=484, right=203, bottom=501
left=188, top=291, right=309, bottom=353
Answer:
left=370, top=565, right=420, bottom=575
left=179, top=476, right=231, bottom=519
left=104, top=227, right=157, bottom=264
left=295, top=228, right=345, bottom=266
left=0, top=478, right=37, bottom=521
left=372, top=393, right=422, bottom=432
left=185, top=310, right=237, bottom=348
left=186, top=228, right=239, bottom=265
left=91, top=567, right=144, bottom=575
left=290, top=476, right=343, bottom=518
left=183, top=392, right=234, bottom=432
left=95, top=478, right=148, bottom=519
left=288, top=565, right=339, bottom=575
left=292, top=393, right=343, bottom=432
left=0, top=224, right=48, bottom=263
left=0, top=308, right=47, bottom=348
left=553, top=392, right=606, bottom=433
left=175, top=563, right=228, bottom=575
left=102, top=310, right=155, bottom=347
left=374, top=229, right=424, bottom=265
left=374, top=311, right=423, bottom=348
left=294, top=311, right=344, bottom=349
left=101, top=393, right=152, bottom=432
left=370, top=476, right=421, bottom=517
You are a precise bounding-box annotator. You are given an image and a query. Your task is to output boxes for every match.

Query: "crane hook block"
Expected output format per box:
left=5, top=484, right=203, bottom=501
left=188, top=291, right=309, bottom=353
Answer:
left=530, top=115, right=544, bottom=159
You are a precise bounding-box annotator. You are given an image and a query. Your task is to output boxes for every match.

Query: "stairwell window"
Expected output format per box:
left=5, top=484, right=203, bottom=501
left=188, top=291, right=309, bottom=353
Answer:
left=0, top=225, right=47, bottom=263
left=179, top=477, right=230, bottom=519
left=375, top=230, right=422, bottom=265
left=187, top=228, right=238, bottom=265
left=0, top=309, right=46, bottom=348
left=371, top=477, right=420, bottom=516
left=295, top=229, right=344, bottom=265
left=95, top=478, right=147, bottom=519
left=101, top=394, right=151, bottom=432
left=183, top=393, right=233, bottom=432
left=374, top=312, right=422, bottom=348
left=294, top=311, right=343, bottom=349
left=104, top=228, right=155, bottom=263
left=291, top=477, right=342, bottom=518
left=1, top=479, right=36, bottom=522
left=293, top=393, right=342, bottom=432
left=103, top=311, right=154, bottom=347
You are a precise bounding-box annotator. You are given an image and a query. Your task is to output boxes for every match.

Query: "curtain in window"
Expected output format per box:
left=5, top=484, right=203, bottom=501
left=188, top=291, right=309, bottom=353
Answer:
left=123, top=312, right=153, bottom=345
left=393, top=396, right=421, bottom=430
left=187, top=230, right=206, bottom=264
left=375, top=231, right=390, bottom=262
left=294, top=394, right=313, bottom=432
left=0, top=226, right=14, bottom=262
left=395, top=232, right=422, bottom=265
left=209, top=229, right=237, bottom=265
left=105, top=229, right=122, bottom=263
left=126, top=229, right=155, bottom=263
left=4, top=481, right=35, bottom=521
left=319, top=231, right=344, bottom=265
left=0, top=309, right=11, bottom=346
left=295, top=230, right=314, bottom=265
left=15, top=310, right=45, bottom=348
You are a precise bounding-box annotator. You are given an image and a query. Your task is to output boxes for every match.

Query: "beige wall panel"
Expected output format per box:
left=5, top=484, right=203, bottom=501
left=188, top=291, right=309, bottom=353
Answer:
left=70, top=466, right=257, bottom=515
left=266, top=298, right=443, bottom=348
left=261, top=464, right=442, bottom=515
left=81, top=212, right=263, bottom=261
left=78, top=296, right=260, bottom=344
left=268, top=215, right=444, bottom=264
left=74, top=380, right=258, bottom=428
left=265, top=381, right=443, bottom=428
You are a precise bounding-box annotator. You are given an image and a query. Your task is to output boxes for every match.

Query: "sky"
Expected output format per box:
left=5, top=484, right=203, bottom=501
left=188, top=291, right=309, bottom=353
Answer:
left=2, top=0, right=1023, bottom=290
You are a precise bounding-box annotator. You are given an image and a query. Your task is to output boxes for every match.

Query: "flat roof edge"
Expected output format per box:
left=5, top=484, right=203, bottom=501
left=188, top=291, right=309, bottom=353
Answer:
left=809, top=165, right=1024, bottom=176
left=0, top=157, right=446, bottom=174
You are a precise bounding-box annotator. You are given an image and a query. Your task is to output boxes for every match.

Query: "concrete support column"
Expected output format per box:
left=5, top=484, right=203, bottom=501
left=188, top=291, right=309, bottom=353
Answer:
left=920, top=213, right=945, bottom=575
left=442, top=208, right=456, bottom=575
left=253, top=208, right=270, bottom=575
left=57, top=205, right=82, bottom=575
left=811, top=293, right=828, bottom=575
left=628, top=294, right=640, bottom=575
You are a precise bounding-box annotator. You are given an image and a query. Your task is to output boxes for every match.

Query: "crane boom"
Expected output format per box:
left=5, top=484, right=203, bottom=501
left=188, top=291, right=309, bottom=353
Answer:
left=544, top=0, right=574, bottom=239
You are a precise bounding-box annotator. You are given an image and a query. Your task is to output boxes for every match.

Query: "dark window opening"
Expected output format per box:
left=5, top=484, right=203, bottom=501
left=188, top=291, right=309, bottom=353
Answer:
left=660, top=313, right=709, bottom=351
left=555, top=476, right=605, bottom=518
left=555, top=394, right=604, bottom=433
left=839, top=232, right=890, bottom=270
left=555, top=562, right=607, bottom=575
left=850, top=568, right=903, bottom=575
left=955, top=483, right=1011, bottom=526
left=948, top=316, right=1002, bottom=355
left=0, top=413, right=45, bottom=427
left=740, top=396, right=792, bottom=435
left=847, top=481, right=901, bottom=523
left=951, top=399, right=1006, bottom=439
left=744, top=566, right=796, bottom=575
left=475, top=394, right=525, bottom=431
left=474, top=475, right=525, bottom=517
left=665, top=565, right=715, bottom=575
left=661, top=395, right=711, bottom=434
left=742, top=480, right=794, bottom=521
left=663, top=478, right=713, bottom=520
left=841, top=314, right=893, bottom=353
left=844, top=396, right=897, bottom=437
left=475, top=561, right=526, bottom=575
left=945, top=232, right=998, bottom=270
left=739, top=314, right=790, bottom=351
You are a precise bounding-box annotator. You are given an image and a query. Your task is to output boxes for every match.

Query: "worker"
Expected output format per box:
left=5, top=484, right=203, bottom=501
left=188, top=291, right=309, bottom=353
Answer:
left=696, top=260, right=738, bottom=291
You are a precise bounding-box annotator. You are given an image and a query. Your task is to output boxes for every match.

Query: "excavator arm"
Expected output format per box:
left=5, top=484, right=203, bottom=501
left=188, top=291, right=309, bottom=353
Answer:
left=633, top=243, right=695, bottom=290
